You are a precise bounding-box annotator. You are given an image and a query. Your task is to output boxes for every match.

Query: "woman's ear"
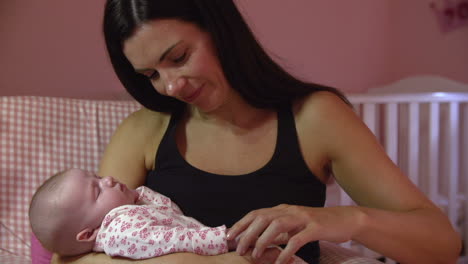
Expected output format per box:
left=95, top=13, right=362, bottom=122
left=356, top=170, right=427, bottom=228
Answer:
left=76, top=227, right=100, bottom=242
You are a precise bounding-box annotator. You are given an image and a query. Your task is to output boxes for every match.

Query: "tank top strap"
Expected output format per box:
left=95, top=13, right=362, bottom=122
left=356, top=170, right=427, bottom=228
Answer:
left=154, top=108, right=184, bottom=171
left=274, top=103, right=307, bottom=170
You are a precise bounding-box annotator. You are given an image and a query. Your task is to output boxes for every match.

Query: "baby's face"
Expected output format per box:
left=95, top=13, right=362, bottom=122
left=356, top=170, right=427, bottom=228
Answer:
left=60, top=169, right=139, bottom=230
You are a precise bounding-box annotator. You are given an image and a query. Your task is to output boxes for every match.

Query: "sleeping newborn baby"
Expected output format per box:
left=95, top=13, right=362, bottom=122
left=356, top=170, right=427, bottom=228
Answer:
left=29, top=168, right=306, bottom=263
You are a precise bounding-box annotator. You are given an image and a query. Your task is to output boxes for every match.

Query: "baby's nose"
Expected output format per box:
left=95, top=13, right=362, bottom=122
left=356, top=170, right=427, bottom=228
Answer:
left=101, top=176, right=115, bottom=187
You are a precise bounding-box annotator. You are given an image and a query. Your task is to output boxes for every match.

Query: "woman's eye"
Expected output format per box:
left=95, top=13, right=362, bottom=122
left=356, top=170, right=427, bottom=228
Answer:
left=148, top=71, right=160, bottom=80
left=172, top=52, right=187, bottom=64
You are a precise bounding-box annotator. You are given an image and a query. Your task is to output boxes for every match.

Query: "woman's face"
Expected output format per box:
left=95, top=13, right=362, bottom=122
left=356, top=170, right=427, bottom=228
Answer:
left=123, top=19, right=232, bottom=113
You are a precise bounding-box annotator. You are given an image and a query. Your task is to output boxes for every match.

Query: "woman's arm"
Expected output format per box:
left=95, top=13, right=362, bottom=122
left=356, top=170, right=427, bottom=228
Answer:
left=51, top=252, right=199, bottom=264
left=309, top=92, right=461, bottom=263
left=229, top=92, right=461, bottom=264
left=52, top=251, right=259, bottom=264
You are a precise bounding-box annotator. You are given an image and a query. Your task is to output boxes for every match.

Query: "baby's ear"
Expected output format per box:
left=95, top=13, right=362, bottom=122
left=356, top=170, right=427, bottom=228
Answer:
left=76, top=227, right=100, bottom=242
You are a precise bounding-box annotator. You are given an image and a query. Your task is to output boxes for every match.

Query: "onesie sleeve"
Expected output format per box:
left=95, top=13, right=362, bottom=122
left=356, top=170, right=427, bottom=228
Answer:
left=95, top=204, right=228, bottom=259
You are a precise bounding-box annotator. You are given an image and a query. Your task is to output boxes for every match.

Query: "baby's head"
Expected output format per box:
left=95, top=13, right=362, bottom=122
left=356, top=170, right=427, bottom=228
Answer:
left=29, top=168, right=138, bottom=256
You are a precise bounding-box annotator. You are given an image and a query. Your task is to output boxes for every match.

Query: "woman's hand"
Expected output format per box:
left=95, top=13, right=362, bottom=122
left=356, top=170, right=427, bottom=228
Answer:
left=227, top=204, right=365, bottom=264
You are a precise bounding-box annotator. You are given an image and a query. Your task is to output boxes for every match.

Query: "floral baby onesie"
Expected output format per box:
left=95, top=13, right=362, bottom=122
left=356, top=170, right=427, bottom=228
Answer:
left=93, top=186, right=228, bottom=259
left=93, top=186, right=307, bottom=263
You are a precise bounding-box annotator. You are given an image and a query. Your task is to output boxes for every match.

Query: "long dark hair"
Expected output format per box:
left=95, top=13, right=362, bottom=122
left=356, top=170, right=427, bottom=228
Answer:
left=103, top=0, right=348, bottom=112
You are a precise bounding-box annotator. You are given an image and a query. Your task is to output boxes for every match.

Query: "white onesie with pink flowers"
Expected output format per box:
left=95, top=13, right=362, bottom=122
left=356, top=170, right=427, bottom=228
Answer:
left=93, top=186, right=307, bottom=263
left=93, top=186, right=228, bottom=259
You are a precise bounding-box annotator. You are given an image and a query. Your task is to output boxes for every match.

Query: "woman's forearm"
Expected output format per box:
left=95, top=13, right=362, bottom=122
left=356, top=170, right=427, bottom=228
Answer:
left=354, top=206, right=461, bottom=264
left=52, top=251, right=252, bottom=264
left=52, top=252, right=169, bottom=264
left=52, top=252, right=210, bottom=264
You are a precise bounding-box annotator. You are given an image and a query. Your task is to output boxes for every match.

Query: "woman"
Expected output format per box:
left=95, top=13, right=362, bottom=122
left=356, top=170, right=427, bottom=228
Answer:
left=55, top=0, right=460, bottom=263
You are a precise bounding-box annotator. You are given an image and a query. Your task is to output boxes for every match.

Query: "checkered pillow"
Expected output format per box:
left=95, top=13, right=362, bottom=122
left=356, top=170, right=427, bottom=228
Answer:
left=0, top=96, right=141, bottom=262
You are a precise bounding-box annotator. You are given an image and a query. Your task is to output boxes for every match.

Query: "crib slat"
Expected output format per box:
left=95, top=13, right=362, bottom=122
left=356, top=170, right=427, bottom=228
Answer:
left=384, top=103, right=399, bottom=164
left=362, top=103, right=377, bottom=134
left=408, top=103, right=420, bottom=185
left=429, top=103, right=440, bottom=202
left=464, top=103, right=468, bottom=249
left=448, top=102, right=460, bottom=229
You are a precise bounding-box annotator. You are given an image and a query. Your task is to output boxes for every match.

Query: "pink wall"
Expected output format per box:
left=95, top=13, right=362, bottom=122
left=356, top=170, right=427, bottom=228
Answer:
left=236, top=0, right=393, bottom=93
left=0, top=1, right=467, bottom=99
left=237, top=0, right=468, bottom=93
left=389, top=0, right=468, bottom=84
left=0, top=0, right=122, bottom=99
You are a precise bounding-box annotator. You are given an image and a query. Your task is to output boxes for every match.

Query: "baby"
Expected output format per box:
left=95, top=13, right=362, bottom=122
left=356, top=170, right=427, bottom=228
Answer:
left=29, top=168, right=306, bottom=262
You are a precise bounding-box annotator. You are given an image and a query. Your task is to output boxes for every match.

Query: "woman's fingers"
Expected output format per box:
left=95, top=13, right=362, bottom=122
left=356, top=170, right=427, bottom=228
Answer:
left=228, top=205, right=362, bottom=264
left=276, top=231, right=312, bottom=264
left=236, top=215, right=272, bottom=255
left=228, top=205, right=288, bottom=240
left=227, top=211, right=256, bottom=240
left=228, top=204, right=325, bottom=263
left=253, top=218, right=297, bottom=258
left=230, top=205, right=306, bottom=259
left=271, top=232, right=290, bottom=245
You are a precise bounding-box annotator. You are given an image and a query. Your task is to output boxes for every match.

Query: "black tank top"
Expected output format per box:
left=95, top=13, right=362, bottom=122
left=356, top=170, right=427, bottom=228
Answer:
left=146, top=105, right=326, bottom=263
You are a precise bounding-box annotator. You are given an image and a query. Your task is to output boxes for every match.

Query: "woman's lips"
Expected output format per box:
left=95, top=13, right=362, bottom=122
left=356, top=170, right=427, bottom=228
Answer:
left=182, top=85, right=203, bottom=103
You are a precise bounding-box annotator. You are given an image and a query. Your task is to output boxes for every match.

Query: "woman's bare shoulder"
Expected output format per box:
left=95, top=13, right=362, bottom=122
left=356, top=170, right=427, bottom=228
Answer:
left=109, top=107, right=171, bottom=152
left=292, top=91, right=352, bottom=180
left=294, top=91, right=350, bottom=120
left=99, top=108, right=171, bottom=186
left=119, top=107, right=171, bottom=133
left=293, top=91, right=356, bottom=142
left=294, top=90, right=380, bottom=159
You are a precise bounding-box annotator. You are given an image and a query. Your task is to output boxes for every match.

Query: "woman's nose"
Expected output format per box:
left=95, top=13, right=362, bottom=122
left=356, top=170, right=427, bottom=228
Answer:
left=157, top=70, right=186, bottom=97
left=166, top=77, right=187, bottom=97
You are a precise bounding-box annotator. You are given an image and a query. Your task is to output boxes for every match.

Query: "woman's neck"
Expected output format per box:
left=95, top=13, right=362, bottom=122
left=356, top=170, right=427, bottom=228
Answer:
left=187, top=94, right=274, bottom=133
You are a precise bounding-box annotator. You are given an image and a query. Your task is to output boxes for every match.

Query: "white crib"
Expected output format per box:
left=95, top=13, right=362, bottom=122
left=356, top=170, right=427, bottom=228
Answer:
left=327, top=76, right=468, bottom=263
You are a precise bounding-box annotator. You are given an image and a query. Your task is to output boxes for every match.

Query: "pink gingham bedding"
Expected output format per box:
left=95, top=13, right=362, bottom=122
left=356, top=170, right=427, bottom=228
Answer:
left=0, top=96, right=141, bottom=263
